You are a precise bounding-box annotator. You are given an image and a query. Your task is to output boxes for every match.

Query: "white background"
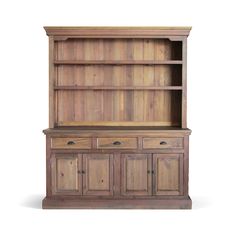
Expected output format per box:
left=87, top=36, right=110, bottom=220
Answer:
left=0, top=0, right=236, bottom=235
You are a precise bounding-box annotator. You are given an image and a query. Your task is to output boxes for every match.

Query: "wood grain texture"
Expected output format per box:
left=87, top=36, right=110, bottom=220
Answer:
left=42, top=197, right=192, bottom=209
left=51, top=137, right=92, bottom=149
left=44, top=26, right=192, bottom=37
left=121, top=154, right=152, bottom=196
left=153, top=154, right=183, bottom=195
left=51, top=154, right=82, bottom=195
left=143, top=137, right=183, bottom=149
left=54, top=60, right=183, bottom=65
left=55, top=38, right=183, bottom=126
left=54, top=86, right=183, bottom=90
left=49, top=36, right=55, bottom=128
left=97, top=137, right=138, bottom=149
left=83, top=154, right=113, bottom=196
left=182, top=37, right=187, bottom=128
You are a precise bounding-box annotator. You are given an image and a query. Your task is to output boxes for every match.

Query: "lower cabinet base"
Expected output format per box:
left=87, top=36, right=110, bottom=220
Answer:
left=42, top=196, right=192, bottom=209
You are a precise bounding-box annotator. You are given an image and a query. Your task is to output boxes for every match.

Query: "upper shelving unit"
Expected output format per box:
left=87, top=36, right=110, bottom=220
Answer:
left=44, top=27, right=191, bottom=128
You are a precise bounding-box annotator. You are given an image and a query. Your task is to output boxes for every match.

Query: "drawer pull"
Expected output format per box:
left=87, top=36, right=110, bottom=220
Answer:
left=160, top=141, right=167, bottom=145
left=113, top=141, right=121, bottom=145
left=82, top=170, right=85, bottom=174
left=67, top=141, right=76, bottom=145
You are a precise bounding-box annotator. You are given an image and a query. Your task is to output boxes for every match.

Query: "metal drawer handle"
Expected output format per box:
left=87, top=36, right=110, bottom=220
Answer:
left=160, top=141, right=167, bottom=145
left=67, top=141, right=76, bottom=145
left=113, top=141, right=121, bottom=145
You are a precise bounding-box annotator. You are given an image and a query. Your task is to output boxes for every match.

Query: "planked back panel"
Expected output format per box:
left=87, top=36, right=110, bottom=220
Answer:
left=54, top=38, right=183, bottom=127
left=56, top=39, right=182, bottom=61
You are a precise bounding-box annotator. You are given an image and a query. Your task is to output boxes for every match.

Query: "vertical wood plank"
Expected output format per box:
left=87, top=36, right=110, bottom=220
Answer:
left=112, top=39, right=126, bottom=121
left=125, top=39, right=134, bottom=121
left=103, top=40, right=114, bottom=121
left=154, top=40, right=172, bottom=125
left=183, top=136, right=189, bottom=195
left=133, top=39, right=144, bottom=121
left=49, top=36, right=55, bottom=127
left=57, top=91, right=74, bottom=123
left=182, top=37, right=187, bottom=128
left=46, top=136, right=52, bottom=196
left=113, top=153, right=121, bottom=196
left=74, top=66, right=85, bottom=121
left=124, top=65, right=133, bottom=121
left=143, top=39, right=155, bottom=121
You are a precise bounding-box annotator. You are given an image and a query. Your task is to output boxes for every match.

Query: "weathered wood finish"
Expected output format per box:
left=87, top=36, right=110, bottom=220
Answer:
left=121, top=154, right=152, bottom=196
left=55, top=38, right=183, bottom=127
left=51, top=153, right=82, bottom=195
left=153, top=154, right=183, bottom=195
left=43, top=27, right=192, bottom=209
left=83, top=154, right=114, bottom=196
left=143, top=137, right=183, bottom=149
left=51, top=137, right=92, bottom=149
left=97, top=137, right=138, bottom=149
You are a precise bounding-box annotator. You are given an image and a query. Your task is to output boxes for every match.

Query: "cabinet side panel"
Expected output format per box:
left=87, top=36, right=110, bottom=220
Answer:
left=182, top=37, right=187, bottom=128
left=183, top=136, right=190, bottom=195
left=49, top=36, right=55, bottom=127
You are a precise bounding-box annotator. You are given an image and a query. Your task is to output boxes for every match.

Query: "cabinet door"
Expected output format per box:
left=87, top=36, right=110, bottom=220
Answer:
left=83, top=154, right=113, bottom=196
left=51, top=154, right=82, bottom=195
left=121, top=154, right=152, bottom=196
left=153, top=154, right=183, bottom=195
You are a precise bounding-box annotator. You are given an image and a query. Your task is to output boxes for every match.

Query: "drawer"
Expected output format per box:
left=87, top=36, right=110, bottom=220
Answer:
left=97, top=138, right=138, bottom=149
left=142, top=137, right=183, bottom=149
left=51, top=138, right=92, bottom=149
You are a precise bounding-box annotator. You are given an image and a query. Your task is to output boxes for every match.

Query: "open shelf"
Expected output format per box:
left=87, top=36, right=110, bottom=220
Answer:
left=56, top=65, right=182, bottom=87
left=54, top=86, right=183, bottom=90
left=54, top=60, right=183, bottom=65
left=56, top=90, right=182, bottom=127
left=56, top=121, right=180, bottom=127
left=55, top=38, right=182, bottom=61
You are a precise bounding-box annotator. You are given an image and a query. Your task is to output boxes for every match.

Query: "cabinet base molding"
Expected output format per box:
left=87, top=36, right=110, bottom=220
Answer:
left=42, top=196, right=192, bottom=209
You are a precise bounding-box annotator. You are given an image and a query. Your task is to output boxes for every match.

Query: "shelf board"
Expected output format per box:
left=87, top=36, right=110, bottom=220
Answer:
left=54, top=60, right=183, bottom=65
left=54, top=86, right=183, bottom=91
left=57, top=121, right=180, bottom=127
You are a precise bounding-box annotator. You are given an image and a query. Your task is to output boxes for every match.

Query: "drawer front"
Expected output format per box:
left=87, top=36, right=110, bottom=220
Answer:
left=143, top=137, right=183, bottom=149
left=51, top=138, right=92, bottom=149
left=97, top=138, right=138, bottom=149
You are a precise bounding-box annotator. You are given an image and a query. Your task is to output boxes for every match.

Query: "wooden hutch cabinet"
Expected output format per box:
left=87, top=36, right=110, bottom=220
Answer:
left=42, top=27, right=192, bottom=209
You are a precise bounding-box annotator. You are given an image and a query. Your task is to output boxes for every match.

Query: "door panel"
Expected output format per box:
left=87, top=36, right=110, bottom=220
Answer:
left=83, top=154, right=113, bottom=196
left=153, top=154, right=183, bottom=195
left=51, top=154, right=82, bottom=195
left=121, top=154, right=152, bottom=196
